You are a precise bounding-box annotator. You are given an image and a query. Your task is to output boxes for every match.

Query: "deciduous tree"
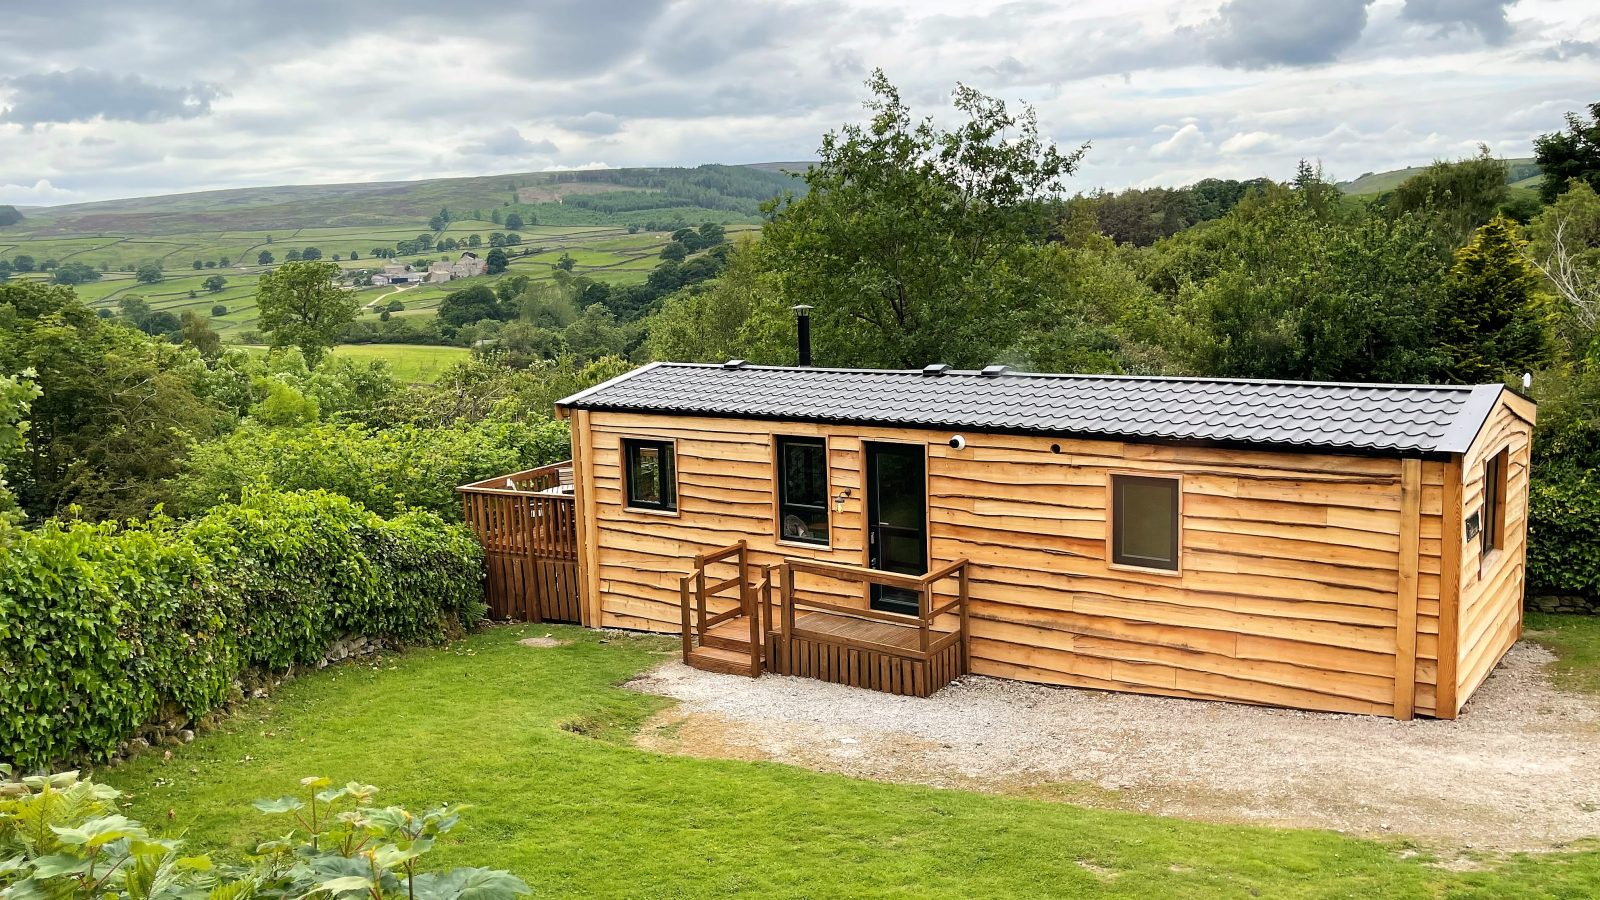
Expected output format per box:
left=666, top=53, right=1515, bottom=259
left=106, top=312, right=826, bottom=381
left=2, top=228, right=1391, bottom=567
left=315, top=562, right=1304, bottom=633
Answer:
left=755, top=70, right=1085, bottom=367
left=1535, top=101, right=1600, bottom=204
left=255, top=260, right=358, bottom=366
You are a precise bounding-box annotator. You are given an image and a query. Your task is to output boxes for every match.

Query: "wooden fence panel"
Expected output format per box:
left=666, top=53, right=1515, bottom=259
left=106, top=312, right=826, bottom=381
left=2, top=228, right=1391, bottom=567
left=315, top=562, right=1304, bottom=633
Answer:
left=459, top=464, right=582, bottom=624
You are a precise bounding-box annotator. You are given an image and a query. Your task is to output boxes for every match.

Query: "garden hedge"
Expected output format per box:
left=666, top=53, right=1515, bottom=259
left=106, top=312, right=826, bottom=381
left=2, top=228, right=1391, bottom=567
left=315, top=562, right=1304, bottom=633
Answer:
left=0, top=489, right=484, bottom=770
left=1528, top=463, right=1600, bottom=604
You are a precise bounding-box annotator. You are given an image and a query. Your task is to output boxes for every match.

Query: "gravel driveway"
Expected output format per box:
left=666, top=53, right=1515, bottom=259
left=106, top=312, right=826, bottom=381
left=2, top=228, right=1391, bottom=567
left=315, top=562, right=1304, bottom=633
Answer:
left=626, top=642, right=1600, bottom=851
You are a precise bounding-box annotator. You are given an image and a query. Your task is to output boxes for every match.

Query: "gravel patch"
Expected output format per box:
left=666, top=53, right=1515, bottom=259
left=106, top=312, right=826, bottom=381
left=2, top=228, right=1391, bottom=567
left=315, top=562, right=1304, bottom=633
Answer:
left=628, top=642, right=1600, bottom=850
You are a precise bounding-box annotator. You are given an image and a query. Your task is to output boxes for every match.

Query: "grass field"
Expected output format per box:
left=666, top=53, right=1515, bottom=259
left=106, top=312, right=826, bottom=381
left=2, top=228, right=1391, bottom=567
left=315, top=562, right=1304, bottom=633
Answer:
left=99, top=622, right=1600, bottom=898
left=0, top=220, right=711, bottom=336
left=243, top=343, right=469, bottom=382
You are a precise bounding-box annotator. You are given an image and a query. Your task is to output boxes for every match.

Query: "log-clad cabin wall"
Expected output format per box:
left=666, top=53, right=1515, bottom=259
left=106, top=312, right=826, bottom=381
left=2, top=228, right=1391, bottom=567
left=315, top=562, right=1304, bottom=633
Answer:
left=1452, top=394, right=1536, bottom=715
left=570, top=400, right=1531, bottom=718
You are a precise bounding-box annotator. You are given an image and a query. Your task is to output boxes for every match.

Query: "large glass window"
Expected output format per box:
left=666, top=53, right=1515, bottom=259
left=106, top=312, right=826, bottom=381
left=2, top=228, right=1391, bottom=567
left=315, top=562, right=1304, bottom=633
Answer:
left=1111, top=474, right=1180, bottom=571
left=777, top=437, right=829, bottom=545
left=1482, top=449, right=1507, bottom=557
left=623, top=439, right=676, bottom=512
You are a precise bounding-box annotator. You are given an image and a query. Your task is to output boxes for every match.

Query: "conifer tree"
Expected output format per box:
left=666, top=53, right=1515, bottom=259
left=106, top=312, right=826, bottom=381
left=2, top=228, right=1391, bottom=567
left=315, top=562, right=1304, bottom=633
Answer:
left=1437, top=214, right=1548, bottom=382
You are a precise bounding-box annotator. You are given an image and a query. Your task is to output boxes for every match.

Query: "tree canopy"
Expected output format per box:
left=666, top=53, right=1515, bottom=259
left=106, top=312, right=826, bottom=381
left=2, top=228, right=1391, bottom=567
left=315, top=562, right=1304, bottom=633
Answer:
left=1535, top=101, right=1600, bottom=204
left=755, top=70, right=1085, bottom=368
left=254, top=260, right=359, bottom=366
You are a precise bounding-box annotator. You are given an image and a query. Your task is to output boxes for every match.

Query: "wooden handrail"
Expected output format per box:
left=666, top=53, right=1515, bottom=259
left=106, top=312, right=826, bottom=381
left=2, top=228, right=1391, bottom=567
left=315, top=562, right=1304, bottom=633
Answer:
left=457, top=462, right=575, bottom=496
left=779, top=594, right=927, bottom=627
left=783, top=557, right=926, bottom=592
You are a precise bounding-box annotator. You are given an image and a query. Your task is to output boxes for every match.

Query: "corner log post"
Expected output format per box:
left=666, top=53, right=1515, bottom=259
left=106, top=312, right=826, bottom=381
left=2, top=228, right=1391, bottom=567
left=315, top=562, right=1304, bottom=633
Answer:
left=1394, top=457, right=1422, bottom=720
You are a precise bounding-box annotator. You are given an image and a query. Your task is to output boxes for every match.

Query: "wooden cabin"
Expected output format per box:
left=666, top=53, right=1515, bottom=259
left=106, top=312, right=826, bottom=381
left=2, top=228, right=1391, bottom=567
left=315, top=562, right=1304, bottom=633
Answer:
left=534, top=362, right=1534, bottom=720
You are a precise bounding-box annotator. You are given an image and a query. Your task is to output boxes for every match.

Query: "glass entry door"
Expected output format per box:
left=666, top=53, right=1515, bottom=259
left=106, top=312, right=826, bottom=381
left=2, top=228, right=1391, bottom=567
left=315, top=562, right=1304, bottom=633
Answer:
left=865, top=442, right=927, bottom=615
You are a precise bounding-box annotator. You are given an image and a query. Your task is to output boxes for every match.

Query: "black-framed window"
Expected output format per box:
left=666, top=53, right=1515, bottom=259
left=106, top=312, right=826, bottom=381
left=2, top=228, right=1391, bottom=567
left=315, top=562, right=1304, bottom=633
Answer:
left=1482, top=449, right=1507, bottom=557
left=623, top=439, right=676, bottom=512
left=1111, top=474, right=1180, bottom=571
left=777, top=436, right=829, bottom=545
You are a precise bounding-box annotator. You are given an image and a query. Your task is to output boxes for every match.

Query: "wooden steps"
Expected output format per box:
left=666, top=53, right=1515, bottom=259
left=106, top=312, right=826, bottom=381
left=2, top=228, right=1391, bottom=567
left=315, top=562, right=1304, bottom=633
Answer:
left=685, top=643, right=761, bottom=677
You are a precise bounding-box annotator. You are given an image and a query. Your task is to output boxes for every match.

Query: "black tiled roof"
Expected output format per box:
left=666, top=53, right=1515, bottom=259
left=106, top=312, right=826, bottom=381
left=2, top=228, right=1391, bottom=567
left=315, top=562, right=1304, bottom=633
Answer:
left=558, top=363, right=1508, bottom=455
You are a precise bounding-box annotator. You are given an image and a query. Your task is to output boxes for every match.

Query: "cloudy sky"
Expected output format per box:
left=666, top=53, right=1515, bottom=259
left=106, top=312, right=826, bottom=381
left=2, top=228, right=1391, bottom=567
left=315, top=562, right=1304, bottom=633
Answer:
left=0, top=0, right=1595, bottom=206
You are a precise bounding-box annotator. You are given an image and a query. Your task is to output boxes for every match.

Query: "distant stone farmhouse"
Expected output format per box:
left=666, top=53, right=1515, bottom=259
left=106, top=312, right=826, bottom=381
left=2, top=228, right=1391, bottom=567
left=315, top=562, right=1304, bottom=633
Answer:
left=369, top=252, right=487, bottom=286
left=429, top=251, right=488, bottom=283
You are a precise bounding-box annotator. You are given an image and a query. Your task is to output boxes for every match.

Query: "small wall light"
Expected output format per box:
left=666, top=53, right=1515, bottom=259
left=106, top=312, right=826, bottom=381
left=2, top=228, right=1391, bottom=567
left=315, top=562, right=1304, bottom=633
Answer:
left=947, top=435, right=967, bottom=450
left=833, top=487, right=852, bottom=512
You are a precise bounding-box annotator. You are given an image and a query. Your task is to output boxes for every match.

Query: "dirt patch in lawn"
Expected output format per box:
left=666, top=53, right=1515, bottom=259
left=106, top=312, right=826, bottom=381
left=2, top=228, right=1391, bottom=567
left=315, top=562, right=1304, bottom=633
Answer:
left=629, top=642, right=1600, bottom=851
left=518, top=635, right=571, bottom=649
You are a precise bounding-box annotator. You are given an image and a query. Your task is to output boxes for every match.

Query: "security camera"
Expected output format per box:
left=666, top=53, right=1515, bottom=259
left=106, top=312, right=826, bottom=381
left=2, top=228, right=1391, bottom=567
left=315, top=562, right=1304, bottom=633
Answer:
left=948, top=435, right=966, bottom=450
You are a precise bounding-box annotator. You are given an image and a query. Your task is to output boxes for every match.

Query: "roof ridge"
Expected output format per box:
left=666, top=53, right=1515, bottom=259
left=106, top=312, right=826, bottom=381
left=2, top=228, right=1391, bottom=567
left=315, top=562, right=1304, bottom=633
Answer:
left=650, top=362, right=1487, bottom=393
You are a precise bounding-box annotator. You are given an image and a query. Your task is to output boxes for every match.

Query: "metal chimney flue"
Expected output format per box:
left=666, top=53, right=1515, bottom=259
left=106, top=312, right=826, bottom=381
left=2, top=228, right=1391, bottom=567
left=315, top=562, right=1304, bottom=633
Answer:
left=792, top=304, right=813, bottom=367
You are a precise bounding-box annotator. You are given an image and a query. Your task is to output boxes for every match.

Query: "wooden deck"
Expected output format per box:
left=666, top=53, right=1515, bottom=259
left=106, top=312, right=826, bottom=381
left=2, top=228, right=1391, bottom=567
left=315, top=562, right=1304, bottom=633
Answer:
left=678, top=544, right=970, bottom=697
left=458, top=463, right=582, bottom=624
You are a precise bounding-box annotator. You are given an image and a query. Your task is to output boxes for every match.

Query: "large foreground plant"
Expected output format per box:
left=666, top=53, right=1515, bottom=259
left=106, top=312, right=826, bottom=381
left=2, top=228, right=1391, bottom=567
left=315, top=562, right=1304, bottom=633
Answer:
left=0, top=767, right=530, bottom=900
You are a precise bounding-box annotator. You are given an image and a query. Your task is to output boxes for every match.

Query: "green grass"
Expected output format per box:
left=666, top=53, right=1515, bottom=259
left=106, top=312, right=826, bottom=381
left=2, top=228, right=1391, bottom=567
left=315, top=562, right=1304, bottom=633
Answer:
left=240, top=343, right=469, bottom=382
left=1525, top=613, right=1600, bottom=695
left=99, top=624, right=1600, bottom=898
left=328, top=343, right=470, bottom=382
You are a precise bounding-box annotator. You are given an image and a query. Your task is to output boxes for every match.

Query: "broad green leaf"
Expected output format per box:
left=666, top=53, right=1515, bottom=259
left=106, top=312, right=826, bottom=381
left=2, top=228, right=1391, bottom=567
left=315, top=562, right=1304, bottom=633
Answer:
left=310, top=875, right=373, bottom=896
left=50, top=814, right=140, bottom=847
left=405, top=869, right=531, bottom=900
left=251, top=797, right=304, bottom=815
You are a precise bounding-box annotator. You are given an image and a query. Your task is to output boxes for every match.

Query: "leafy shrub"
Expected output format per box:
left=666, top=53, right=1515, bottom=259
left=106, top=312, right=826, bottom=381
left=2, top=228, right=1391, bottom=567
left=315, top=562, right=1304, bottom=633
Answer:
left=0, top=768, right=531, bottom=900
left=171, top=419, right=570, bottom=520
left=0, top=489, right=483, bottom=769
left=1528, top=464, right=1600, bottom=602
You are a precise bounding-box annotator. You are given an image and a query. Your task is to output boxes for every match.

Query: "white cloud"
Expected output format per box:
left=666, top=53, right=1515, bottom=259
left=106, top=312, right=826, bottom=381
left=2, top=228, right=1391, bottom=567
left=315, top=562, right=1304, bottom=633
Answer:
left=1219, top=130, right=1288, bottom=155
left=0, top=178, right=82, bottom=204
left=1150, top=122, right=1211, bottom=159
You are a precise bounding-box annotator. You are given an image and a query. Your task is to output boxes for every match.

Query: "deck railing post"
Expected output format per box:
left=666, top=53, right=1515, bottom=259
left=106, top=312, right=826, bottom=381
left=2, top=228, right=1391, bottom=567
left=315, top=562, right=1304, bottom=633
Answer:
left=958, top=563, right=970, bottom=675
left=919, top=582, right=931, bottom=653
left=678, top=574, right=693, bottom=661
left=695, top=557, right=708, bottom=639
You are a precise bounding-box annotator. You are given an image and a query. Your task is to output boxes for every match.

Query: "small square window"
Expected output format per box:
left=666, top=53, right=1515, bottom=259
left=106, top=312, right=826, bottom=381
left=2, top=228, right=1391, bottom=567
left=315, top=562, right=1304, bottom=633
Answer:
left=623, top=439, right=676, bottom=512
left=1111, top=474, right=1180, bottom=571
left=777, top=436, right=829, bottom=545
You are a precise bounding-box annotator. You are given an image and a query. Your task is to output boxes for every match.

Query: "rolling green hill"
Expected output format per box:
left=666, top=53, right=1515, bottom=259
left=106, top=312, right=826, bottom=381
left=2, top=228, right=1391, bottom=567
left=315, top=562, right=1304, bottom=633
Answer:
left=1337, top=157, right=1540, bottom=196
left=7, top=164, right=794, bottom=236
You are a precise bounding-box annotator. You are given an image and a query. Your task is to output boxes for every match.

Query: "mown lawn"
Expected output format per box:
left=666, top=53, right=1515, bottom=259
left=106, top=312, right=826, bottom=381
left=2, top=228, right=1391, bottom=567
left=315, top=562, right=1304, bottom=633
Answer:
left=102, top=624, right=1600, bottom=898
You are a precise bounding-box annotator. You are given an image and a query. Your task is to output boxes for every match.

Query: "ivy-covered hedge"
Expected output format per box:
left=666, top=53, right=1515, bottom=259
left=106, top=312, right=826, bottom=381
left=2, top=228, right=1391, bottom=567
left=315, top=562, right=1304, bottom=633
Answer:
left=1528, top=464, right=1600, bottom=603
left=0, top=489, right=484, bottom=770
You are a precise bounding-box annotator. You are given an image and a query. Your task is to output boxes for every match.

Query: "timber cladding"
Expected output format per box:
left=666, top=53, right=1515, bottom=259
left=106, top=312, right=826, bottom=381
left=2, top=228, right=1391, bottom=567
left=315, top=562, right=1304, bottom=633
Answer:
left=570, top=395, right=1534, bottom=719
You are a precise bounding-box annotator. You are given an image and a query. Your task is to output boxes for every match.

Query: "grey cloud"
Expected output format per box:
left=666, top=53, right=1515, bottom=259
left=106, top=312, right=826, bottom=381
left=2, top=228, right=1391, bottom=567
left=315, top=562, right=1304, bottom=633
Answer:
left=1202, top=0, right=1375, bottom=69
left=457, top=127, right=558, bottom=157
left=1, top=69, right=222, bottom=126
left=979, top=56, right=1030, bottom=83
left=557, top=112, right=623, bottom=135
left=1401, top=0, right=1512, bottom=45
left=1534, top=40, right=1600, bottom=61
